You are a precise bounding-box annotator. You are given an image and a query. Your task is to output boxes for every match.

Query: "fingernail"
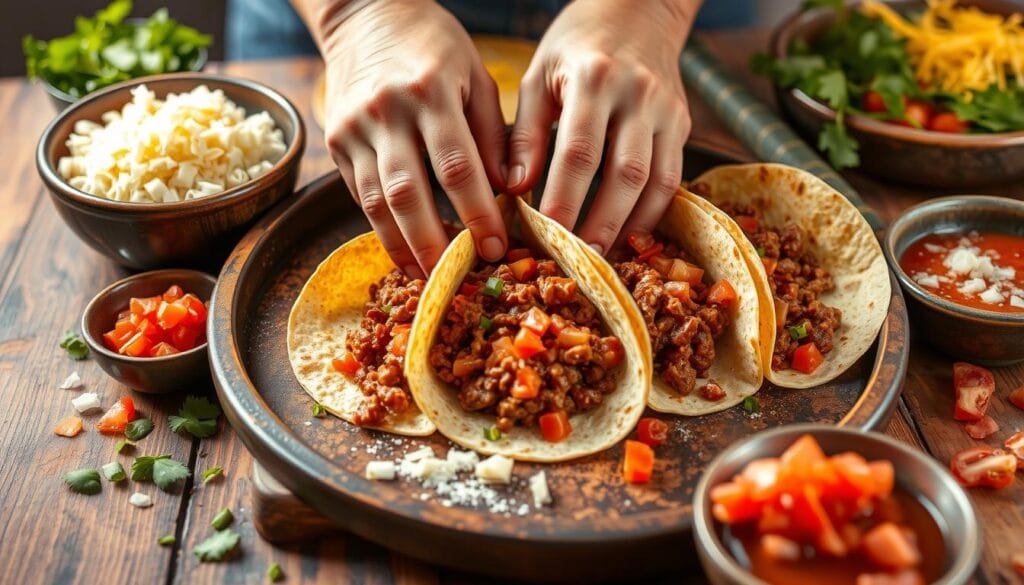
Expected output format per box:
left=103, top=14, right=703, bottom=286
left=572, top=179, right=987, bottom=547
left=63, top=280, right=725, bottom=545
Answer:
left=403, top=264, right=425, bottom=280
left=481, top=236, right=505, bottom=261
left=589, top=243, right=604, bottom=256
left=500, top=163, right=509, bottom=185
left=508, top=165, right=525, bottom=188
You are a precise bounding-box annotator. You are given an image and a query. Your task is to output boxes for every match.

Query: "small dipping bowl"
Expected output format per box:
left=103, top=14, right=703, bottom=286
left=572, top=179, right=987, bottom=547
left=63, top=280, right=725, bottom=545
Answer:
left=82, top=269, right=216, bottom=393
left=884, top=195, right=1024, bottom=365
left=693, top=424, right=980, bottom=585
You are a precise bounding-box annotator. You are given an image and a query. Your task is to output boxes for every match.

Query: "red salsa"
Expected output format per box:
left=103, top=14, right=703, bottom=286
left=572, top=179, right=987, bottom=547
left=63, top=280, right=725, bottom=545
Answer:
left=900, top=231, right=1024, bottom=313
left=102, top=285, right=207, bottom=357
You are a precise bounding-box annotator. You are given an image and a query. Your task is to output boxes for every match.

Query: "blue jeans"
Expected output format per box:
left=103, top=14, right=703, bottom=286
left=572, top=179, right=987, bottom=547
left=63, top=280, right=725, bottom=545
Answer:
left=225, top=0, right=754, bottom=60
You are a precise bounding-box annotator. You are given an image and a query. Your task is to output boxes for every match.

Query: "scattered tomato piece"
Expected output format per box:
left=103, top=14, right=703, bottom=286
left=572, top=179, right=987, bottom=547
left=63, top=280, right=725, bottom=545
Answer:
left=504, top=248, right=532, bottom=262
left=508, top=257, right=538, bottom=282
left=963, top=415, right=999, bottom=440
left=556, top=326, right=590, bottom=348
left=512, top=327, right=545, bottom=359
left=511, top=366, right=541, bottom=400
left=711, top=480, right=761, bottom=524
left=596, top=337, right=625, bottom=369
left=862, top=90, right=888, bottom=113
left=952, top=362, right=994, bottom=421
left=622, top=439, right=655, bottom=484
left=636, top=417, right=669, bottom=447
left=162, top=284, right=184, bottom=301
left=898, top=100, right=933, bottom=129
left=1004, top=432, right=1024, bottom=468
left=949, top=447, right=1016, bottom=489
left=791, top=343, right=824, bottom=374
left=96, top=397, right=137, bottom=434
left=520, top=307, right=551, bottom=336
left=734, top=215, right=759, bottom=233
left=54, top=415, right=84, bottom=437
left=1008, top=384, right=1024, bottom=411
left=636, top=242, right=664, bottom=262
left=389, top=324, right=411, bottom=357
left=539, top=410, right=571, bottom=443
left=706, top=280, right=737, bottom=307
left=927, top=112, right=969, bottom=133
left=626, top=232, right=655, bottom=255
left=332, top=352, right=361, bottom=376
left=862, top=522, right=921, bottom=570
left=459, top=282, right=480, bottom=297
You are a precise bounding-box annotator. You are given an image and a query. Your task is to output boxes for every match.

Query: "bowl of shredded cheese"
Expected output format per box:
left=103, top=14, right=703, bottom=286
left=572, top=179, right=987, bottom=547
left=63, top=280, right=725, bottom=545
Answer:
left=770, top=0, right=1024, bottom=188
left=36, top=73, right=304, bottom=269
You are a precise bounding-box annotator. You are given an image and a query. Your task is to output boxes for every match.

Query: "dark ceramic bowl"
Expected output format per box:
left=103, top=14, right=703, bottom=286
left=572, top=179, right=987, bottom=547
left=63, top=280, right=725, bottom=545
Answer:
left=771, top=0, right=1024, bottom=188
left=884, top=195, right=1024, bottom=365
left=693, top=424, right=980, bottom=585
left=36, top=73, right=305, bottom=270
left=81, top=269, right=216, bottom=394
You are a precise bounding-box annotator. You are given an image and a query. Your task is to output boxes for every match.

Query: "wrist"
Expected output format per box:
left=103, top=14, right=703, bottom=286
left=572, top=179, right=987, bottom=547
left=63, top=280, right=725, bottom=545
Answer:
left=318, top=0, right=433, bottom=57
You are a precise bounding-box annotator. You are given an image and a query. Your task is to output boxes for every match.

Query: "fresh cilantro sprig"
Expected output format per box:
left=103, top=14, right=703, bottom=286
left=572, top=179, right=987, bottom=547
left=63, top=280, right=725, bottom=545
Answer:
left=59, top=330, right=90, bottom=360
left=124, top=418, right=154, bottom=441
left=194, top=529, right=240, bottom=562
left=64, top=468, right=102, bottom=494
left=169, top=396, right=221, bottom=438
left=131, top=455, right=190, bottom=491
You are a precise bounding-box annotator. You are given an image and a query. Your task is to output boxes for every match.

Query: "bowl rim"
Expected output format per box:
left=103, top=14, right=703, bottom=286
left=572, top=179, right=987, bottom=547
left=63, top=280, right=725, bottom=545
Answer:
left=883, top=195, right=1024, bottom=325
left=36, top=71, right=305, bottom=215
left=692, top=423, right=981, bottom=585
left=770, top=0, right=1024, bottom=147
left=81, top=268, right=217, bottom=363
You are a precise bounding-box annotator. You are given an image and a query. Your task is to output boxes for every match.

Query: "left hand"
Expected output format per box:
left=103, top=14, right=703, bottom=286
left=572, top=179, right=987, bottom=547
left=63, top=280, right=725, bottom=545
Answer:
left=506, top=0, right=699, bottom=255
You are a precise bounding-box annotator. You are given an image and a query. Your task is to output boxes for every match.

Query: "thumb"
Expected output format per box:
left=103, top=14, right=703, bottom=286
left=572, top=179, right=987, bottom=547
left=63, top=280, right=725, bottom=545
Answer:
left=506, top=72, right=556, bottom=195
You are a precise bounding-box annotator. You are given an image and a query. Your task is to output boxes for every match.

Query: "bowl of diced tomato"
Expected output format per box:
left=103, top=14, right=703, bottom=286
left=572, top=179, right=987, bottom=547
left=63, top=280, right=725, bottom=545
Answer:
left=82, top=269, right=215, bottom=393
left=692, top=424, right=980, bottom=585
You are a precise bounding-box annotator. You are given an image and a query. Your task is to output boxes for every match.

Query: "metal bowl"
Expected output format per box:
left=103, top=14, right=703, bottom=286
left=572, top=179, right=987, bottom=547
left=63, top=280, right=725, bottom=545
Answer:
left=693, top=424, right=981, bottom=585
left=81, top=269, right=216, bottom=394
left=36, top=72, right=305, bottom=271
left=883, top=195, right=1024, bottom=365
left=771, top=0, right=1024, bottom=189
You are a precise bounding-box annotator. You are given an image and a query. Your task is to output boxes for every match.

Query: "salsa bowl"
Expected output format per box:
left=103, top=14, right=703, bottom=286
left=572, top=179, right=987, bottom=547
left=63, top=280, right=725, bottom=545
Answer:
left=36, top=72, right=305, bottom=271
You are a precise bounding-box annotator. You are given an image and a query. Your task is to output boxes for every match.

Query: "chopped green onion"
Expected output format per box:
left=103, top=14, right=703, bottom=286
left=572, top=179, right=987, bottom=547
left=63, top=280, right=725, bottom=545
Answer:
left=211, top=507, right=234, bottom=530
left=788, top=323, right=808, bottom=341
left=756, top=247, right=766, bottom=257
left=59, top=329, right=89, bottom=360
left=479, top=316, right=493, bottom=330
left=742, top=396, right=761, bottom=413
left=483, top=426, right=501, bottom=441
left=202, top=466, right=223, bottom=483
left=267, top=562, right=283, bottom=582
left=158, top=534, right=176, bottom=546
left=482, top=276, right=504, bottom=298
left=312, top=403, right=327, bottom=418
left=115, top=439, right=135, bottom=454
left=102, top=461, right=126, bottom=482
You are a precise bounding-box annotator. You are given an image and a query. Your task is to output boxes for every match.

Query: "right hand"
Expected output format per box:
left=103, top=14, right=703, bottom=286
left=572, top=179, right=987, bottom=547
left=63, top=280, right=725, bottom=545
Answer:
left=321, top=0, right=509, bottom=278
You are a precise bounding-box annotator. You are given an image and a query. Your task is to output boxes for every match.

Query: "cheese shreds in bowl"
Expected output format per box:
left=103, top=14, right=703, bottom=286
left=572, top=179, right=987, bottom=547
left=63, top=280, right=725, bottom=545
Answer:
left=58, top=84, right=287, bottom=203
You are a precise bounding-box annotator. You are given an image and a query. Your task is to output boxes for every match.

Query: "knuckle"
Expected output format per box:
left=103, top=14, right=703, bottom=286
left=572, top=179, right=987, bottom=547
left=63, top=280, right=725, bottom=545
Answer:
left=580, top=53, right=614, bottom=85
left=591, top=218, right=624, bottom=248
left=508, top=127, right=534, bottom=156
left=382, top=177, right=422, bottom=214
left=435, top=150, right=476, bottom=191
left=540, top=200, right=580, bottom=227
left=359, top=190, right=389, bottom=218
left=561, top=137, right=601, bottom=171
left=409, top=240, right=446, bottom=265
left=653, top=167, right=684, bottom=195
left=615, top=154, right=651, bottom=190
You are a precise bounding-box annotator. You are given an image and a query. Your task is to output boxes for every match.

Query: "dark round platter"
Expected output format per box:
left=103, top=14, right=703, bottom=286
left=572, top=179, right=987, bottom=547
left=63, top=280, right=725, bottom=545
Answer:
left=209, top=145, right=909, bottom=582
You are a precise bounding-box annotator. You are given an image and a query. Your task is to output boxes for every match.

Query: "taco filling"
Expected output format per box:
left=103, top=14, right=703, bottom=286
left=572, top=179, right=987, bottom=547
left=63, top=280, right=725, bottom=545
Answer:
left=335, top=269, right=424, bottom=426
left=614, top=233, right=736, bottom=402
left=714, top=200, right=843, bottom=375
left=428, top=248, right=625, bottom=440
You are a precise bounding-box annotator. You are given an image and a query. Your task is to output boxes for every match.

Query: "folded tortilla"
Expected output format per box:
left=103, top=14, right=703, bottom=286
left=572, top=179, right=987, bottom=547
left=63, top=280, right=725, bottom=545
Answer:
left=405, top=196, right=651, bottom=462
left=681, top=163, right=891, bottom=389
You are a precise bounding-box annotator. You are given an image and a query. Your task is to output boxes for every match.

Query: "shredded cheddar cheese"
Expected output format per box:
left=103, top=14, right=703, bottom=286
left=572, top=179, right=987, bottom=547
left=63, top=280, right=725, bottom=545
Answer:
left=861, top=0, right=1024, bottom=98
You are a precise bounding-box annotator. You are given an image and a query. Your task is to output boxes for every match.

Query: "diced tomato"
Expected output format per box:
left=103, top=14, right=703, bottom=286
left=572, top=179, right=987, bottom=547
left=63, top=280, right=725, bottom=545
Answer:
left=757, top=500, right=793, bottom=534
left=762, top=256, right=779, bottom=276
left=96, top=397, right=137, bottom=434
left=389, top=324, right=411, bottom=357
left=521, top=307, right=551, bottom=336
left=668, top=259, right=705, bottom=285
left=964, top=415, right=999, bottom=440
left=863, top=90, right=888, bottom=113
left=627, top=232, right=655, bottom=255
left=103, top=323, right=136, bottom=352
left=513, top=328, right=545, bottom=359
left=120, top=331, right=153, bottom=358
left=862, top=522, right=921, bottom=570
left=130, top=295, right=161, bottom=317
left=830, top=452, right=877, bottom=501
left=856, top=570, right=926, bottom=585
left=596, top=337, right=625, bottom=369
left=738, top=457, right=781, bottom=502
left=636, top=417, right=669, bottom=447
left=791, top=484, right=846, bottom=556
left=1008, top=384, right=1024, bottom=410
left=54, top=415, right=84, bottom=437
left=761, top=534, right=801, bottom=562
left=711, top=480, right=761, bottom=524
left=898, top=100, right=933, bottom=129
left=636, top=243, right=664, bottom=263
left=950, top=447, right=1017, bottom=489
left=1004, top=432, right=1024, bottom=468
left=868, top=461, right=895, bottom=497
left=706, top=280, right=737, bottom=307
left=150, top=341, right=180, bottom=357
left=332, top=352, right=361, bottom=376
left=459, top=282, right=480, bottom=296
left=162, top=284, right=184, bottom=301
left=773, top=297, right=789, bottom=330
left=953, top=362, right=994, bottom=421
left=505, top=248, right=532, bottom=262
left=556, top=326, right=590, bottom=348
left=511, top=366, right=542, bottom=400
left=622, top=439, right=655, bottom=484
left=508, top=257, right=538, bottom=282
left=927, top=112, right=969, bottom=133
left=791, top=342, right=824, bottom=374
left=156, top=300, right=188, bottom=330
left=734, top=215, right=759, bottom=233
left=649, top=255, right=673, bottom=276
left=170, top=326, right=200, bottom=351
left=779, top=434, right=827, bottom=484
left=117, top=309, right=131, bottom=320
left=491, top=336, right=514, bottom=355
left=665, top=281, right=691, bottom=300
left=135, top=316, right=163, bottom=340
left=548, top=314, right=567, bottom=335
left=539, top=410, right=571, bottom=443
left=179, top=294, right=208, bottom=327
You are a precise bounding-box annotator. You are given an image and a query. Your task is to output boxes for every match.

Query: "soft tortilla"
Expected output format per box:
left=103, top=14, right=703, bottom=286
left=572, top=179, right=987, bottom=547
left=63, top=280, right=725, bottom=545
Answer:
left=287, top=232, right=435, bottom=435
left=405, top=196, right=651, bottom=462
left=682, top=163, right=891, bottom=389
left=580, top=192, right=765, bottom=415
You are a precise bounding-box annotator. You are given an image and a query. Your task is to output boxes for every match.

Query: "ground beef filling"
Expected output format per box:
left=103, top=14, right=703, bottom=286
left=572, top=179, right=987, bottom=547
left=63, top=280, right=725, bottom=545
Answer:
left=429, top=257, right=623, bottom=433
left=345, top=270, right=424, bottom=426
left=614, top=242, right=731, bottom=399
left=718, top=201, right=843, bottom=371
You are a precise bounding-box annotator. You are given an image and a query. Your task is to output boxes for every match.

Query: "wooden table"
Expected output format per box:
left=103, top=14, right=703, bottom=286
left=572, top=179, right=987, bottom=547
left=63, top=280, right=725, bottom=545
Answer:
left=0, top=29, right=1021, bottom=585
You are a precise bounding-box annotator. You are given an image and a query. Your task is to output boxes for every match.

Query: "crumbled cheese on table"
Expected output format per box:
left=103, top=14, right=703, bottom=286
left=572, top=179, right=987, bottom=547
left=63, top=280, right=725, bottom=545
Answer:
left=528, top=471, right=552, bottom=508
left=59, top=371, right=82, bottom=390
left=474, top=455, right=514, bottom=484
left=71, top=392, right=101, bottom=414
left=129, top=492, right=153, bottom=508
left=365, top=461, right=396, bottom=481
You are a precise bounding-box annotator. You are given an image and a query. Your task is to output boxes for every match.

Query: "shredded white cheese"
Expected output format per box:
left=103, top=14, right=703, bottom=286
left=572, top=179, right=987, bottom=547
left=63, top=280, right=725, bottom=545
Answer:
left=128, top=492, right=153, bottom=508
left=923, top=233, right=1024, bottom=308
left=1012, top=296, right=1024, bottom=308
left=365, top=461, right=396, bottom=481
left=58, top=84, right=286, bottom=203
left=528, top=471, right=552, bottom=508
left=958, top=278, right=987, bottom=295
left=474, top=455, right=514, bottom=484
left=71, top=392, right=101, bottom=414
left=59, top=371, right=83, bottom=390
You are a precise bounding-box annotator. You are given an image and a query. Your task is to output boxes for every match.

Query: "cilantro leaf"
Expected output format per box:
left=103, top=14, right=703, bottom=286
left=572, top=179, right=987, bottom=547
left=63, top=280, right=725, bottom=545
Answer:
left=812, top=69, right=849, bottom=110
left=132, top=454, right=190, bottom=491
left=193, top=529, right=240, bottom=562
left=169, top=395, right=221, bottom=438
left=59, top=330, right=89, bottom=360
left=948, top=85, right=1024, bottom=133
left=124, top=418, right=154, bottom=441
left=64, top=468, right=102, bottom=494
left=818, top=119, right=860, bottom=169
left=201, top=466, right=223, bottom=484
left=870, top=74, right=916, bottom=118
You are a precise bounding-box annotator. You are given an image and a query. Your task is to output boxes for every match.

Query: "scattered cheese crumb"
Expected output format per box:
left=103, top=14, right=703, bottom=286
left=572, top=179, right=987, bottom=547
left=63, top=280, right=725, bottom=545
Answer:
left=129, top=492, right=153, bottom=508
left=1011, top=296, right=1024, bottom=308
left=475, top=454, right=514, bottom=484
left=59, top=371, right=83, bottom=390
left=913, top=273, right=940, bottom=288
left=958, top=278, right=987, bottom=295
left=980, top=286, right=1005, bottom=304
left=404, top=446, right=436, bottom=462
left=446, top=449, right=480, bottom=472
left=71, top=392, right=101, bottom=414
left=365, top=461, right=397, bottom=481
left=528, top=471, right=552, bottom=508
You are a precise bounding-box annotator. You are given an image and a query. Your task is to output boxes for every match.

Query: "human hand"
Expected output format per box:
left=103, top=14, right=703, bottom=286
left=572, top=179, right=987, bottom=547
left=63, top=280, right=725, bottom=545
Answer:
left=319, top=0, right=508, bottom=277
left=507, top=0, right=699, bottom=255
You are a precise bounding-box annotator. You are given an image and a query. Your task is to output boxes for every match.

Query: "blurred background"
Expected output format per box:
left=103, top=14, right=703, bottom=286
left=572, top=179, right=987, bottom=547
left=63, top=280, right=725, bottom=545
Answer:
left=1, top=0, right=803, bottom=78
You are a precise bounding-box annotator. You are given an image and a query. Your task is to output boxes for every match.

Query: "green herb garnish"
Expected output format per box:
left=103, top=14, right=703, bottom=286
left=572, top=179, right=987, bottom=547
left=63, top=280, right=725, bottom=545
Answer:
left=115, top=439, right=135, bottom=454
left=202, top=466, right=223, bottom=484
left=312, top=403, right=327, bottom=418
left=482, top=277, right=504, bottom=298
left=124, top=418, right=154, bottom=441
left=102, top=461, right=126, bottom=482
left=788, top=323, right=808, bottom=340
left=210, top=507, right=234, bottom=530
left=131, top=455, right=189, bottom=491
left=381, top=304, right=392, bottom=314
left=479, top=316, right=493, bottom=330
left=483, top=426, right=501, bottom=441
left=193, top=528, right=240, bottom=562
left=64, top=468, right=102, bottom=494
left=267, top=562, right=283, bottom=582
left=158, top=534, right=176, bottom=546
left=756, top=247, right=766, bottom=257
left=742, top=396, right=761, bottom=413
left=59, top=330, right=89, bottom=360
left=169, top=395, right=221, bottom=438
